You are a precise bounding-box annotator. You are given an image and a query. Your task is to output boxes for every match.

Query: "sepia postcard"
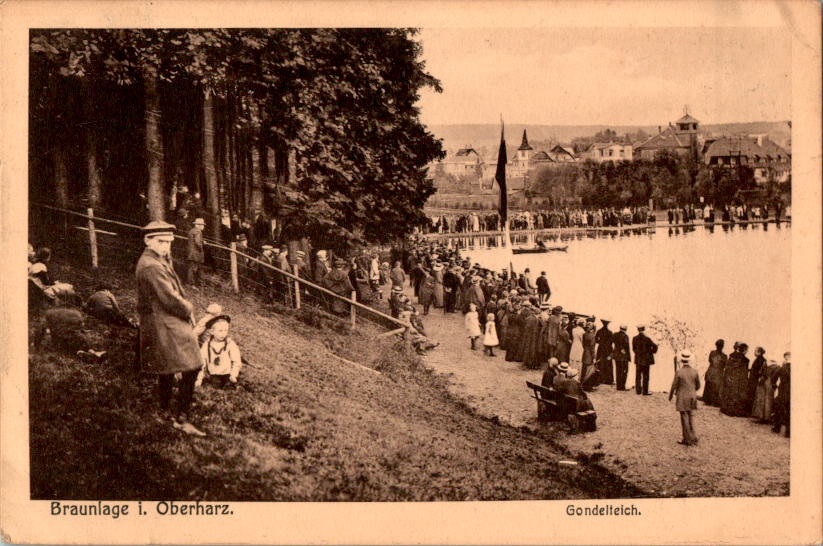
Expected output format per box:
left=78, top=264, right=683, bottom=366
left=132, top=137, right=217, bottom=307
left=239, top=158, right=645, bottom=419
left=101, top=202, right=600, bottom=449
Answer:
left=1, top=0, right=821, bottom=544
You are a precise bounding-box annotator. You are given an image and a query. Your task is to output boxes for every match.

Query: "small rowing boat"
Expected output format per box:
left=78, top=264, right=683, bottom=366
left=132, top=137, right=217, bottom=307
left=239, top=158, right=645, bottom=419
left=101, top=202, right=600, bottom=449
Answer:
left=512, top=245, right=568, bottom=254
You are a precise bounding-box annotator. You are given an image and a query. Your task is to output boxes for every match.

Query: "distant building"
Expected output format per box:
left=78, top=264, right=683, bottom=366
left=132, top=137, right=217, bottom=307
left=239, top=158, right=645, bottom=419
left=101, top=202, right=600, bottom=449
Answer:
left=440, top=146, right=483, bottom=176
left=510, top=129, right=534, bottom=177
left=634, top=111, right=703, bottom=160
left=581, top=141, right=633, bottom=162
left=548, top=144, right=577, bottom=162
left=703, top=135, right=791, bottom=184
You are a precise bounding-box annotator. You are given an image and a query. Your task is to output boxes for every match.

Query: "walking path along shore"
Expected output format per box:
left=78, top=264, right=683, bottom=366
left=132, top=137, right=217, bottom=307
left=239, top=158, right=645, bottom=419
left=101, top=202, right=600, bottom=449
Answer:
left=389, top=282, right=789, bottom=497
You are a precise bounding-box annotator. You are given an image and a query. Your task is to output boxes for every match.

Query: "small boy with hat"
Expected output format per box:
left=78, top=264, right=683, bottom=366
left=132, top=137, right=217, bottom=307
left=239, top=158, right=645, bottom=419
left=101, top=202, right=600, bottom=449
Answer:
left=196, top=314, right=242, bottom=388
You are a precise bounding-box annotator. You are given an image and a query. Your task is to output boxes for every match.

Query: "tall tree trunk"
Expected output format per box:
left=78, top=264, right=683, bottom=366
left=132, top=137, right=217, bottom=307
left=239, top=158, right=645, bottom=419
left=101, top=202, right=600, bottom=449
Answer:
left=54, top=147, right=69, bottom=208
left=202, top=89, right=221, bottom=242
left=143, top=67, right=165, bottom=221
left=83, top=80, right=102, bottom=209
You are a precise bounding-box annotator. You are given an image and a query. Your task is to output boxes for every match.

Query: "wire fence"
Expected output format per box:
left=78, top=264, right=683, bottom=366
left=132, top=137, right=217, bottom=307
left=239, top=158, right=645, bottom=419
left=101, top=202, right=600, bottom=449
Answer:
left=29, top=202, right=410, bottom=339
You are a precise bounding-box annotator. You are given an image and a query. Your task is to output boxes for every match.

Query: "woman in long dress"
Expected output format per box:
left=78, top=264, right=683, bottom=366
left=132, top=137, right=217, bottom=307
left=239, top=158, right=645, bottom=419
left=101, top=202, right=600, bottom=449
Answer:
left=581, top=322, right=597, bottom=388
left=721, top=343, right=751, bottom=417
left=751, top=360, right=781, bottom=422
left=504, top=301, right=524, bottom=362
left=703, top=339, right=727, bottom=406
left=746, top=347, right=767, bottom=414
left=432, top=264, right=445, bottom=308
left=496, top=299, right=509, bottom=351
left=520, top=306, right=541, bottom=369
left=569, top=319, right=585, bottom=376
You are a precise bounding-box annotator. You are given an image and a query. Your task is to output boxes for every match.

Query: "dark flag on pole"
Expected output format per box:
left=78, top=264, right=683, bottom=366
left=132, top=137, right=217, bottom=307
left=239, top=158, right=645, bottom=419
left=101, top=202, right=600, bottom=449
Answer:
left=495, top=118, right=508, bottom=227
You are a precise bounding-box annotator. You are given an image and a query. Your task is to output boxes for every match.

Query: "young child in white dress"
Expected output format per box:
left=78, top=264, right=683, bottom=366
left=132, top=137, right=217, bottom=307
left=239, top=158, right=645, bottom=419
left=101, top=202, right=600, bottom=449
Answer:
left=483, top=313, right=499, bottom=356
left=196, top=315, right=242, bottom=388
left=464, top=303, right=481, bottom=350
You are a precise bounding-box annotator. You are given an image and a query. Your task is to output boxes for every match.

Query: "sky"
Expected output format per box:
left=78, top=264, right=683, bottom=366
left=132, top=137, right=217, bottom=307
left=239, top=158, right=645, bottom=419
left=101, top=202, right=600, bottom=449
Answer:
left=416, top=27, right=791, bottom=127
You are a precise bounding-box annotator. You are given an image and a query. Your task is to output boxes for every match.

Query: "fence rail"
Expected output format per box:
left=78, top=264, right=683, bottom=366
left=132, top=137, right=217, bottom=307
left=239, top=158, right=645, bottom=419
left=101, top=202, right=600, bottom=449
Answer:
left=29, top=202, right=410, bottom=338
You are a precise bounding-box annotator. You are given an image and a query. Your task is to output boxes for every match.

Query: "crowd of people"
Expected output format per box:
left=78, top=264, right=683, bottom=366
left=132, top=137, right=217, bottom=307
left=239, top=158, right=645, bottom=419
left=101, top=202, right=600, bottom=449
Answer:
left=424, top=206, right=655, bottom=234
left=666, top=202, right=786, bottom=224
left=703, top=340, right=791, bottom=437
left=390, top=237, right=792, bottom=443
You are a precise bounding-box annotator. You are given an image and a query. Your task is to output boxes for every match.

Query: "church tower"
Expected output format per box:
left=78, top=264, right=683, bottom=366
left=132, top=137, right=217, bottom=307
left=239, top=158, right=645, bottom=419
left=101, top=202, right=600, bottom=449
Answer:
left=516, top=129, right=533, bottom=175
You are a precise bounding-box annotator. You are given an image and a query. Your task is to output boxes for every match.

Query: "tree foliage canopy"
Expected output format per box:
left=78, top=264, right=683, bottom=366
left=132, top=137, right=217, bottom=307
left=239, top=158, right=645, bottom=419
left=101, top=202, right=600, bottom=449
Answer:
left=30, top=28, right=445, bottom=248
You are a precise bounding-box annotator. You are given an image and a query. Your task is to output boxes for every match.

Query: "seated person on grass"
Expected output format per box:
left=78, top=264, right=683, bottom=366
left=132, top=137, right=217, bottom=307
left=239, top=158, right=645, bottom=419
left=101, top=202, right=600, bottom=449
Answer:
left=85, top=283, right=136, bottom=328
left=29, top=247, right=78, bottom=305
left=34, top=307, right=106, bottom=361
left=196, top=314, right=242, bottom=388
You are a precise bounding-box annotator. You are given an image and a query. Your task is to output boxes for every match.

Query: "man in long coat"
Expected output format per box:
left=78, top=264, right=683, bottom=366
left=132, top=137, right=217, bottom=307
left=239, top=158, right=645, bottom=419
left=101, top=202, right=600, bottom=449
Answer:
left=594, top=319, right=614, bottom=385
left=536, top=271, right=551, bottom=305
left=136, top=221, right=205, bottom=436
left=632, top=325, right=658, bottom=395
left=544, top=306, right=562, bottom=360
left=323, top=258, right=355, bottom=315
left=442, top=265, right=460, bottom=313
left=612, top=325, right=631, bottom=390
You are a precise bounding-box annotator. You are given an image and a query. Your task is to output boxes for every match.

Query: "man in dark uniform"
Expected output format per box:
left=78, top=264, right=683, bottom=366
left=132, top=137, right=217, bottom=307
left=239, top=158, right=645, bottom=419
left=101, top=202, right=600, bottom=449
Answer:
left=595, top=318, right=614, bottom=385
left=536, top=271, right=551, bottom=305
left=442, top=265, right=460, bottom=313
left=632, top=324, right=658, bottom=395
left=612, top=324, right=631, bottom=390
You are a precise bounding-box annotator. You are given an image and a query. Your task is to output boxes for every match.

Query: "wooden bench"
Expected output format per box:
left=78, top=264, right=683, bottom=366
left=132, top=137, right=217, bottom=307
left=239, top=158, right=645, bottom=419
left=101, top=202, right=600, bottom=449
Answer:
left=526, top=381, right=562, bottom=422
left=526, top=381, right=597, bottom=432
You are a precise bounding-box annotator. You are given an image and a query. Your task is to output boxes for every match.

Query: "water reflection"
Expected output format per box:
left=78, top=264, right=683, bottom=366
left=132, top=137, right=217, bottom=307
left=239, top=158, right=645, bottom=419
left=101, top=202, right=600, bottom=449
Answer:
left=449, top=223, right=791, bottom=392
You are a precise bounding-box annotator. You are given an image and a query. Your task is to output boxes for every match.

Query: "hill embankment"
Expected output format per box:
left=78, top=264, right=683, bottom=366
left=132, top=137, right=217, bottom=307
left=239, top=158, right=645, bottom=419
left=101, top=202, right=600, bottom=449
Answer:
left=29, top=262, right=644, bottom=501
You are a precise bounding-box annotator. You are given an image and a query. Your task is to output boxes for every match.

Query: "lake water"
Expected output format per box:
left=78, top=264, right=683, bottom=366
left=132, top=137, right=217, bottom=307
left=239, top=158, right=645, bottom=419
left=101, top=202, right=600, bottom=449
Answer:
left=451, top=223, right=791, bottom=392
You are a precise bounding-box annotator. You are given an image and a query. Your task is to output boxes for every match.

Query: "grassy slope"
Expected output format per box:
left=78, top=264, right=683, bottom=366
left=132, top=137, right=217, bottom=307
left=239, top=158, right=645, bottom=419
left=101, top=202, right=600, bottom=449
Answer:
left=29, top=263, right=644, bottom=501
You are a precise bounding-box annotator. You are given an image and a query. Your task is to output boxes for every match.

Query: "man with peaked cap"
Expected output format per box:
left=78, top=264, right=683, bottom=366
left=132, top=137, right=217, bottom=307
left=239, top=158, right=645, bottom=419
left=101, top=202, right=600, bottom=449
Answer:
left=612, top=324, right=631, bottom=390
left=186, top=218, right=205, bottom=286
left=136, top=220, right=205, bottom=436
left=595, top=318, right=614, bottom=386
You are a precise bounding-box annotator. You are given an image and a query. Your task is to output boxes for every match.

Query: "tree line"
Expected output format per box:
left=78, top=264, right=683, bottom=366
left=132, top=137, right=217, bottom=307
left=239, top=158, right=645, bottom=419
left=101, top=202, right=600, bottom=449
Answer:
left=29, top=29, right=444, bottom=249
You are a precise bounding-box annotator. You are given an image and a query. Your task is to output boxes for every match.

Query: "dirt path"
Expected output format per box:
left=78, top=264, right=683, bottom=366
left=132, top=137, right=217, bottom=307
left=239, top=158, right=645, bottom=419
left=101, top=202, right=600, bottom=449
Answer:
left=404, top=286, right=790, bottom=497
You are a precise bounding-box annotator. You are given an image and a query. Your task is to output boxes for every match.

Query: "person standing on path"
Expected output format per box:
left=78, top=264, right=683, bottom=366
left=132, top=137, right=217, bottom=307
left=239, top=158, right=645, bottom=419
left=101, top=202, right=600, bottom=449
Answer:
left=632, top=324, right=658, bottom=395
left=465, top=303, right=482, bottom=350
left=703, top=339, right=727, bottom=406
left=390, top=260, right=406, bottom=290
left=612, top=324, right=631, bottom=390
left=569, top=319, right=585, bottom=377
left=186, top=218, right=205, bottom=286
left=483, top=313, right=499, bottom=357
left=136, top=221, right=205, bottom=436
left=536, top=271, right=551, bottom=305
left=669, top=351, right=701, bottom=445
left=594, top=318, right=613, bottom=386
left=772, top=352, right=791, bottom=437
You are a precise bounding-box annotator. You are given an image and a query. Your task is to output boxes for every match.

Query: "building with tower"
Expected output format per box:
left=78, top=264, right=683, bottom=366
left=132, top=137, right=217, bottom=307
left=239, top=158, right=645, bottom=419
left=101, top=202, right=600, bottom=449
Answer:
left=634, top=109, right=704, bottom=160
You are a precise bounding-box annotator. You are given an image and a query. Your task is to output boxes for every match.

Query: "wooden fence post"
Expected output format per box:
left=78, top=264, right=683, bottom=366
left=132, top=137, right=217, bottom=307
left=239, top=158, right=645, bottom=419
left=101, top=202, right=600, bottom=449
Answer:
left=87, top=207, right=98, bottom=269
left=293, top=264, right=301, bottom=309
left=229, top=242, right=239, bottom=293
left=350, top=290, right=357, bottom=328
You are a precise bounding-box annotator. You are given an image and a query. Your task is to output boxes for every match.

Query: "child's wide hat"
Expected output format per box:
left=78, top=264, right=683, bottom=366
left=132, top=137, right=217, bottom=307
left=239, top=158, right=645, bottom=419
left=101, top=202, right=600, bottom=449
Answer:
left=205, top=314, right=231, bottom=330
